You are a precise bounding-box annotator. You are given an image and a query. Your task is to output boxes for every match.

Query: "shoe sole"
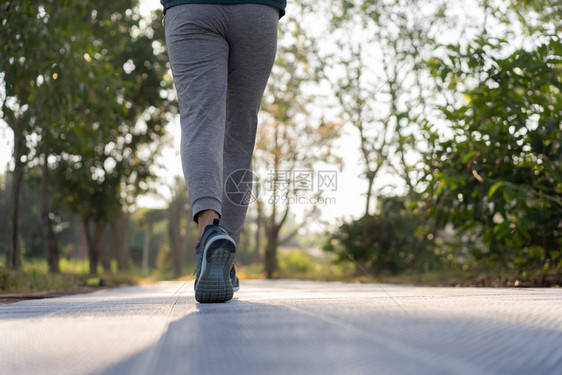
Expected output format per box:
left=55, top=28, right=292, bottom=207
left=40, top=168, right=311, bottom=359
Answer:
left=195, top=235, right=236, bottom=303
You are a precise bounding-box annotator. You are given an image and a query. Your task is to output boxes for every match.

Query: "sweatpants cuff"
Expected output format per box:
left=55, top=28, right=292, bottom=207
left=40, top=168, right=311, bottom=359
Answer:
left=191, top=197, right=222, bottom=223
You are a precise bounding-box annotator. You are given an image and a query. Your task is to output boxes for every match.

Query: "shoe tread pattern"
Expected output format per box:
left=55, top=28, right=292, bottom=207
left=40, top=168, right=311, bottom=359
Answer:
left=195, top=239, right=235, bottom=303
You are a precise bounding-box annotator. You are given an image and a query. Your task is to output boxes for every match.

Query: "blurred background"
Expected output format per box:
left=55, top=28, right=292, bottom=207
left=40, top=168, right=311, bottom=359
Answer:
left=0, top=0, right=560, bottom=292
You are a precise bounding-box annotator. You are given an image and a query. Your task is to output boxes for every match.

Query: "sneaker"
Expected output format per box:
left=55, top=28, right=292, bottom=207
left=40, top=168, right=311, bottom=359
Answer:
left=230, top=265, right=240, bottom=292
left=194, top=218, right=237, bottom=303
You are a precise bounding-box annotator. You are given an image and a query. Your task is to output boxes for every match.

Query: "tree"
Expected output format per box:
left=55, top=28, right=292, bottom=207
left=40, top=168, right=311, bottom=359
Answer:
left=1, top=0, right=96, bottom=271
left=1, top=1, right=39, bottom=270
left=51, top=2, right=173, bottom=274
left=255, top=0, right=340, bottom=278
left=423, top=21, right=561, bottom=272
left=327, top=0, right=446, bottom=215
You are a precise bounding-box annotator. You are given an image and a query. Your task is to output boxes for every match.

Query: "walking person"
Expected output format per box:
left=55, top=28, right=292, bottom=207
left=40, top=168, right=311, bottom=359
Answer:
left=161, top=0, right=286, bottom=303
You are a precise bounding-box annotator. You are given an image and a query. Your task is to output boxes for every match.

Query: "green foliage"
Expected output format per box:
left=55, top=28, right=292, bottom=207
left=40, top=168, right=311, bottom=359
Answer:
left=51, top=2, right=173, bottom=224
left=2, top=1, right=174, bottom=273
left=506, top=0, right=561, bottom=35
left=279, top=249, right=316, bottom=275
left=324, top=196, right=436, bottom=274
left=423, top=35, right=562, bottom=271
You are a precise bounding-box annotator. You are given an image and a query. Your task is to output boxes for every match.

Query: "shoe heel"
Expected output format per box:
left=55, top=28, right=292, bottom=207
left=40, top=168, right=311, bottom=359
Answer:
left=195, top=236, right=236, bottom=303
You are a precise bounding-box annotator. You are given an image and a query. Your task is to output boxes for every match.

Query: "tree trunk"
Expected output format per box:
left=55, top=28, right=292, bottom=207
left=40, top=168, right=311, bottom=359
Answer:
left=85, top=220, right=107, bottom=274
left=100, top=223, right=111, bottom=272
left=168, top=198, right=182, bottom=278
left=542, top=245, right=550, bottom=264
left=264, top=228, right=278, bottom=279
left=6, top=121, right=24, bottom=270
left=142, top=230, right=150, bottom=272
left=264, top=204, right=279, bottom=278
left=84, top=220, right=95, bottom=274
left=172, top=238, right=182, bottom=279
left=253, top=199, right=262, bottom=263
left=172, top=217, right=183, bottom=278
left=364, top=175, right=374, bottom=217
left=40, top=148, right=60, bottom=273
left=168, top=191, right=191, bottom=278
left=111, top=211, right=130, bottom=271
left=171, top=215, right=182, bottom=279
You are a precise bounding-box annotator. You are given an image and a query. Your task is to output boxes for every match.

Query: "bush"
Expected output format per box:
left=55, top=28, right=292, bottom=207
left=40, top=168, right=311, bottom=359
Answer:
left=278, top=249, right=316, bottom=276
left=324, top=196, right=437, bottom=275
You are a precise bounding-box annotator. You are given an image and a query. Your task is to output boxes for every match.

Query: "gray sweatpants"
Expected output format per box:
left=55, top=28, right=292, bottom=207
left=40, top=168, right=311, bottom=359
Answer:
left=164, top=4, right=279, bottom=243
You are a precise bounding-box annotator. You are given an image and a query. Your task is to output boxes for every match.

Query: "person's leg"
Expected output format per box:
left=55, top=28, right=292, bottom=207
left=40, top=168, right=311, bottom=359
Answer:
left=164, top=4, right=230, bottom=240
left=165, top=5, right=239, bottom=303
left=219, top=4, right=279, bottom=244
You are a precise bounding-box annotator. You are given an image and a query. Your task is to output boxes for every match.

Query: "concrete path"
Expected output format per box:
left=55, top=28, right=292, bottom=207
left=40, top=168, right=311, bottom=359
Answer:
left=1, top=280, right=561, bottom=375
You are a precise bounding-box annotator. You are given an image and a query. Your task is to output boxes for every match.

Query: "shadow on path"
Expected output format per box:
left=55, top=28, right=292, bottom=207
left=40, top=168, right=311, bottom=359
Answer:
left=98, top=296, right=562, bottom=375
left=99, top=297, right=423, bottom=375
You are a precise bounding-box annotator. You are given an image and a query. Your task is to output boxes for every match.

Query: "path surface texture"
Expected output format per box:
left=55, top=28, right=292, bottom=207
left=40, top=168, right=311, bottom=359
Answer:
left=1, top=280, right=561, bottom=375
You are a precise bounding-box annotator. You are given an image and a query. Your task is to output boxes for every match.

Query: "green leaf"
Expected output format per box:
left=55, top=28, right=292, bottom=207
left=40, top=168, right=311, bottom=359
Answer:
left=461, top=150, right=478, bottom=163
left=488, top=181, right=504, bottom=199
left=494, top=221, right=512, bottom=240
left=503, top=185, right=514, bottom=203
left=406, top=201, right=419, bottom=209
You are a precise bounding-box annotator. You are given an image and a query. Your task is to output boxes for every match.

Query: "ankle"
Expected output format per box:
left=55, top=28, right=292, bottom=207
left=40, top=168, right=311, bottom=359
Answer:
left=197, top=210, right=219, bottom=241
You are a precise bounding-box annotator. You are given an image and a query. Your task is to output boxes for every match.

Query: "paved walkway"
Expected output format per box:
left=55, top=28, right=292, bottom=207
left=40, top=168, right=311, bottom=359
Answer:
left=1, top=280, right=561, bottom=374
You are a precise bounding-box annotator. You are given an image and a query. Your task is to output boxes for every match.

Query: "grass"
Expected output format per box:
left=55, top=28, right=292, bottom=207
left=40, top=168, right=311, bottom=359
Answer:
left=0, top=258, right=138, bottom=294
left=239, top=248, right=561, bottom=287
left=236, top=248, right=356, bottom=282
left=2, top=250, right=559, bottom=294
